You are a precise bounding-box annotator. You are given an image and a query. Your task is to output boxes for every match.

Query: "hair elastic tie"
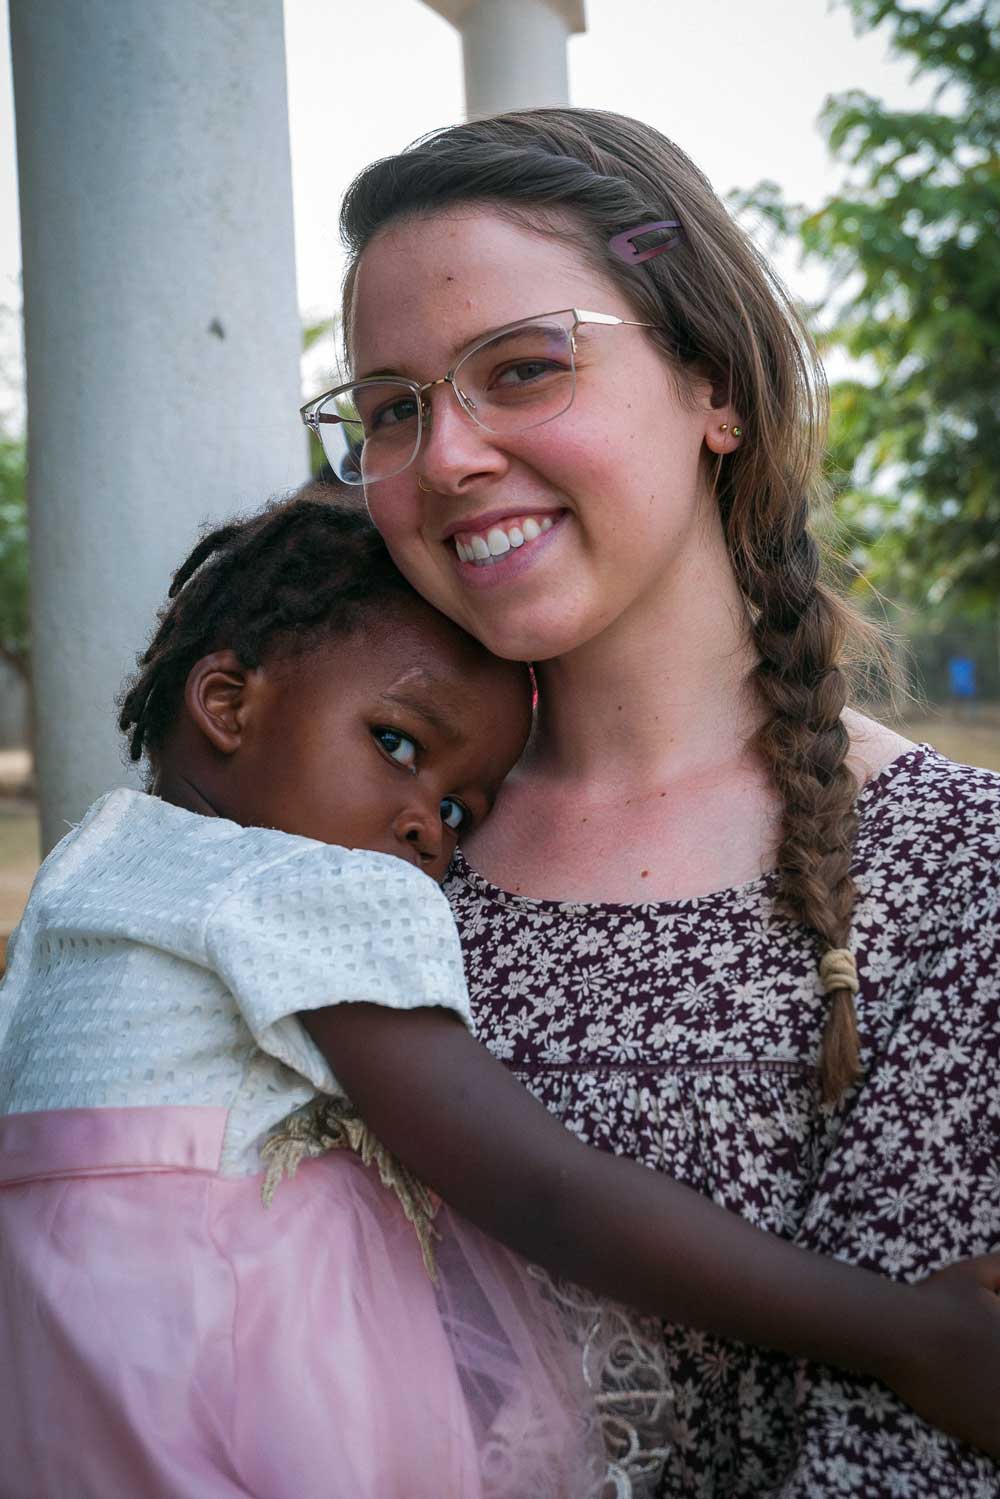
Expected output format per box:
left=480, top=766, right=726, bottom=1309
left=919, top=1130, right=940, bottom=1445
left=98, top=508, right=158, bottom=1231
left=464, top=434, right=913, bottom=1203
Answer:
left=819, top=948, right=859, bottom=996
left=608, top=219, right=682, bottom=265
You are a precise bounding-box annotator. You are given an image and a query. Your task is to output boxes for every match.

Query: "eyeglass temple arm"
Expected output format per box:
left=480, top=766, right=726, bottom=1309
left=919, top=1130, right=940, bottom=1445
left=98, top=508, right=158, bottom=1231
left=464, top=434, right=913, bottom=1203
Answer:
left=575, top=309, right=655, bottom=329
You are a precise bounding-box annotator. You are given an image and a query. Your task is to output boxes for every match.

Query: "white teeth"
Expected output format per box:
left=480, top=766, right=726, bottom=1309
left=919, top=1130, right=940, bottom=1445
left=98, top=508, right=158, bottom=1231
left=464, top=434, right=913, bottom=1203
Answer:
left=454, top=514, right=557, bottom=565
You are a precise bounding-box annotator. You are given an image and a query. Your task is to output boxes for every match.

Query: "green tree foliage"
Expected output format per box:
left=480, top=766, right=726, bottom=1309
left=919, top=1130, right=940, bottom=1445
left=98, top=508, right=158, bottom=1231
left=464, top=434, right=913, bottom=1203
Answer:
left=738, top=0, right=1000, bottom=623
left=0, top=429, right=28, bottom=686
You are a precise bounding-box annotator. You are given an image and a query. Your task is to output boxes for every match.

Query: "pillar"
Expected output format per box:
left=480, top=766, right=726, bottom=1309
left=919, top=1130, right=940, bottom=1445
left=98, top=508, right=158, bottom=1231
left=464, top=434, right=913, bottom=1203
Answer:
left=10, top=0, right=306, bottom=850
left=422, top=0, right=586, bottom=116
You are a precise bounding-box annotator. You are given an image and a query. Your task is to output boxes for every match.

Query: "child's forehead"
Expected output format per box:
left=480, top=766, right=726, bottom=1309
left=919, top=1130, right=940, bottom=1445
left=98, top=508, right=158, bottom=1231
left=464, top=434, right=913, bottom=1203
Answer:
left=362, top=604, right=524, bottom=696
left=377, top=665, right=470, bottom=740
left=376, top=658, right=518, bottom=737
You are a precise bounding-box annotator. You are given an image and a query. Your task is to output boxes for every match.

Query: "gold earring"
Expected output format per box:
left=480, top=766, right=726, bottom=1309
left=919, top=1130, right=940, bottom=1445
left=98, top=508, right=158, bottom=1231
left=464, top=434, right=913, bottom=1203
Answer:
left=731, top=425, right=743, bottom=437
left=417, top=474, right=431, bottom=493
left=719, top=423, right=729, bottom=432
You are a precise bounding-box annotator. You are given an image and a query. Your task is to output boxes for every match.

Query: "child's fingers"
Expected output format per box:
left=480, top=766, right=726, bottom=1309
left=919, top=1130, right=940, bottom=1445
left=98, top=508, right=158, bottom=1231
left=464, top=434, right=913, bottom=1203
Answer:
left=968, top=1252, right=1000, bottom=1293
left=931, top=1252, right=1000, bottom=1295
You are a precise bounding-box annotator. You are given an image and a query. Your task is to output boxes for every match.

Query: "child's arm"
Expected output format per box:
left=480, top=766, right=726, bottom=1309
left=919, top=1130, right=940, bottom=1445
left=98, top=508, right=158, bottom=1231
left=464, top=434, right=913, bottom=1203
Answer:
left=302, top=1001, right=1000, bottom=1461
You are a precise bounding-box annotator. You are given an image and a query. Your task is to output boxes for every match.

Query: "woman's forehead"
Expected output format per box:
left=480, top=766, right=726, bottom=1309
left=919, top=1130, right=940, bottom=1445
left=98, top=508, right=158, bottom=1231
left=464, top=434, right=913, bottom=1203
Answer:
left=348, top=207, right=623, bottom=374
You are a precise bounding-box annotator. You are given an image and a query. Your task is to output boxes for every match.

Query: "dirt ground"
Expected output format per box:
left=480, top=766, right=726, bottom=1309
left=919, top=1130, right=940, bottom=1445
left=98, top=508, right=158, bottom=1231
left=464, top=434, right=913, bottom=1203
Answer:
left=1, top=707, right=998, bottom=954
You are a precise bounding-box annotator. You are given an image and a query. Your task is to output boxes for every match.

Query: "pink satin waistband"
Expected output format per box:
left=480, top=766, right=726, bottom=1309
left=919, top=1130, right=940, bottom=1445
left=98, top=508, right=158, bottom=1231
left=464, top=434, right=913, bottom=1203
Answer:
left=0, top=1105, right=228, bottom=1185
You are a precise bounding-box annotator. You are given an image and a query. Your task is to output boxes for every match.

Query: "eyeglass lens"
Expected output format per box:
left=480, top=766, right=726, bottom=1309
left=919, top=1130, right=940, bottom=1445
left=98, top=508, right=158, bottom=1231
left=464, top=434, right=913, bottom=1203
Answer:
left=312, top=315, right=577, bottom=485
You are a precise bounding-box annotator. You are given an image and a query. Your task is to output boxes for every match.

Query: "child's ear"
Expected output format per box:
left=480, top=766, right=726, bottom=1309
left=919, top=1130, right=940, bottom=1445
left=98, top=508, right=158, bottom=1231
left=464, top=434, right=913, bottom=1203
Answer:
left=185, top=651, right=257, bottom=754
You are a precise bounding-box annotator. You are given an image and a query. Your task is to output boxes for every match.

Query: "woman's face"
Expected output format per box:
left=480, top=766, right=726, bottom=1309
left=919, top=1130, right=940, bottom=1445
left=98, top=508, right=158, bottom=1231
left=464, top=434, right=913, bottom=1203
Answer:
left=349, top=209, right=732, bottom=663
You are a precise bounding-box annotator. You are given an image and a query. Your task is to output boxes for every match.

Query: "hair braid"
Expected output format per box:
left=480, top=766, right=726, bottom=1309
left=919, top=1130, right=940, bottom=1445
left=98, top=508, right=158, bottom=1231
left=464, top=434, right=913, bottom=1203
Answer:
left=737, top=500, right=862, bottom=1103
left=118, top=493, right=418, bottom=767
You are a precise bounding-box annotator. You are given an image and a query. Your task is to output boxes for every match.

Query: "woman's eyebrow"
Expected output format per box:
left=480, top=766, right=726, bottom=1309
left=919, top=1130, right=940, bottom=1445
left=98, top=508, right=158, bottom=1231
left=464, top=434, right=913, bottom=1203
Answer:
left=378, top=688, right=463, bottom=745
left=355, top=319, right=552, bottom=383
left=355, top=365, right=407, bottom=382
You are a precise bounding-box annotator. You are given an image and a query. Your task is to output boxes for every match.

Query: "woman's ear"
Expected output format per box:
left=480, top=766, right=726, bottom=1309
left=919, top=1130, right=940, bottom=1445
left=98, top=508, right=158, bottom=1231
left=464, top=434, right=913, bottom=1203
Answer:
left=703, top=404, right=745, bottom=456
left=692, top=374, right=744, bottom=456
left=184, top=651, right=257, bottom=755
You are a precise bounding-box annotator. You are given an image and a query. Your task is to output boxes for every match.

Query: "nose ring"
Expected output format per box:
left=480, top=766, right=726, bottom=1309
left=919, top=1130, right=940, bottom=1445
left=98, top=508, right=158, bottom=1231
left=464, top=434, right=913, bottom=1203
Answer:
left=417, top=474, right=432, bottom=493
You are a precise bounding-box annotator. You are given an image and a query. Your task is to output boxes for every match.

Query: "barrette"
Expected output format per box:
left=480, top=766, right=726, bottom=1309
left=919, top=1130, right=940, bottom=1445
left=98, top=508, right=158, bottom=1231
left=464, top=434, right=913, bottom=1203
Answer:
left=608, top=219, right=682, bottom=265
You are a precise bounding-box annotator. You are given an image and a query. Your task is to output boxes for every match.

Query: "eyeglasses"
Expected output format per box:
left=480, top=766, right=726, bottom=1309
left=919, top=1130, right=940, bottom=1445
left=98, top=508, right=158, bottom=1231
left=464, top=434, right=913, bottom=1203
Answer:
left=299, top=308, right=654, bottom=486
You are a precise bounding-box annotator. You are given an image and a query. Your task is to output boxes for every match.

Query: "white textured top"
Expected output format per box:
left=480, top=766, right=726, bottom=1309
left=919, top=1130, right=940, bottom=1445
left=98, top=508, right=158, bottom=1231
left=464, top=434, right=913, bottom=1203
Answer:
left=0, top=790, right=471, bottom=1174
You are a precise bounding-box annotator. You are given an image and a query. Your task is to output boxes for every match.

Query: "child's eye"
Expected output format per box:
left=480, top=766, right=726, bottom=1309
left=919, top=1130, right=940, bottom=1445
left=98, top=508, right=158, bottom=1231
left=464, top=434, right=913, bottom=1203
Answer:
left=373, top=727, right=418, bottom=769
left=440, top=797, right=468, bottom=833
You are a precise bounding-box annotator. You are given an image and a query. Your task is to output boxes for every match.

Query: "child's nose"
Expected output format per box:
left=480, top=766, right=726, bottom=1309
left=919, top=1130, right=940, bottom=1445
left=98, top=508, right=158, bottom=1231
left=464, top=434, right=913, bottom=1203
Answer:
left=392, top=802, right=443, bottom=868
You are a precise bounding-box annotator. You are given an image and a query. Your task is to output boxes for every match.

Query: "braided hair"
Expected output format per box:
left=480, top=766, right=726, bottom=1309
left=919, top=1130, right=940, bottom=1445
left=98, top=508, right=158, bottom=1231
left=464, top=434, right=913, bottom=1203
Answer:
left=339, top=108, right=895, bottom=1104
left=118, top=492, right=418, bottom=767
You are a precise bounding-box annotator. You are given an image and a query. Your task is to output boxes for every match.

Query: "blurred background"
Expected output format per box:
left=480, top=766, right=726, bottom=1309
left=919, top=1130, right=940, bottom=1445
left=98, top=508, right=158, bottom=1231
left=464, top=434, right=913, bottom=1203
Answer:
left=0, top=0, right=997, bottom=956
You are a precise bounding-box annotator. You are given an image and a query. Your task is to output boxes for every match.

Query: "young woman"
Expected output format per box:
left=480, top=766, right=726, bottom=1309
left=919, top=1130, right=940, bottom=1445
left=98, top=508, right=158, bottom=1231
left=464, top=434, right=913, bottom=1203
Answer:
left=305, top=108, right=1000, bottom=1496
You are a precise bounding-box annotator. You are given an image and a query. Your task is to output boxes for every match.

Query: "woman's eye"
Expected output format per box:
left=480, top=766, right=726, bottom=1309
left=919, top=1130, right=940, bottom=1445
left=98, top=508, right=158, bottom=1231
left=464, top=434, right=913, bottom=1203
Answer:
left=373, top=727, right=418, bottom=769
left=440, top=797, right=468, bottom=833
left=493, top=359, right=562, bottom=389
left=369, top=396, right=419, bottom=432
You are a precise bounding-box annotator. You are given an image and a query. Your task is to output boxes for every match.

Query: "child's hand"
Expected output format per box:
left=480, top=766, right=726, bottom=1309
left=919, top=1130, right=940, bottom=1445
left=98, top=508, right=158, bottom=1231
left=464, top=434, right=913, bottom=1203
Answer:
left=889, top=1254, right=1000, bottom=1458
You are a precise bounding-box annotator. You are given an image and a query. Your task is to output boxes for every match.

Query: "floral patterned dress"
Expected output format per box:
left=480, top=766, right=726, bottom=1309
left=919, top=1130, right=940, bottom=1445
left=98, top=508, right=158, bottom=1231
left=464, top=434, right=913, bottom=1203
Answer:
left=445, top=746, right=1000, bottom=1498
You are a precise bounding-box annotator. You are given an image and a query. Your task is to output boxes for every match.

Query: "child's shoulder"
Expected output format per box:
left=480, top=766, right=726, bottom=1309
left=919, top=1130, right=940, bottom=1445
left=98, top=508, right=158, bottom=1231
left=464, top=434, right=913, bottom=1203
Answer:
left=19, top=790, right=323, bottom=941
left=26, top=789, right=446, bottom=947
left=67, top=787, right=324, bottom=872
left=81, top=789, right=441, bottom=903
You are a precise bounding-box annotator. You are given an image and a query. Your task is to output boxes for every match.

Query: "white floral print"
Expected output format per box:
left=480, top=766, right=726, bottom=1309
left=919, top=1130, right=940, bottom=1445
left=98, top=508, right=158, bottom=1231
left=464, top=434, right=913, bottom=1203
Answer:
left=446, top=747, right=1000, bottom=1497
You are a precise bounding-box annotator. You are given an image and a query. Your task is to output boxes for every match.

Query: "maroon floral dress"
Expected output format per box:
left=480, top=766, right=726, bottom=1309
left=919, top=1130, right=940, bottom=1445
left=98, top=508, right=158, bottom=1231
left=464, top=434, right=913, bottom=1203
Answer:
left=445, top=746, right=1000, bottom=1498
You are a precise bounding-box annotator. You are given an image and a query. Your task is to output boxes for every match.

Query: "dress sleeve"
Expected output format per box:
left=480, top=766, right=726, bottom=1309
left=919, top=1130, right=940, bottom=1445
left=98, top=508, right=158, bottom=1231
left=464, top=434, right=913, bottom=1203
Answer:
left=205, top=845, right=472, bottom=1092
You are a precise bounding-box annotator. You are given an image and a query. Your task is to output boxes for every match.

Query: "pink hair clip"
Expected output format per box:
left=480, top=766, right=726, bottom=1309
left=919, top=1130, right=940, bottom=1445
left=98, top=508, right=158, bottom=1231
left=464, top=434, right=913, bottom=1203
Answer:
left=608, top=220, right=682, bottom=265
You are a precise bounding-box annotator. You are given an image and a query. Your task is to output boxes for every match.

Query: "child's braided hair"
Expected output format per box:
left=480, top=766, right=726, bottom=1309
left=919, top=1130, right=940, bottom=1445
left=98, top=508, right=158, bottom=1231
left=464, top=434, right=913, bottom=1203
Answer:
left=118, top=490, right=418, bottom=766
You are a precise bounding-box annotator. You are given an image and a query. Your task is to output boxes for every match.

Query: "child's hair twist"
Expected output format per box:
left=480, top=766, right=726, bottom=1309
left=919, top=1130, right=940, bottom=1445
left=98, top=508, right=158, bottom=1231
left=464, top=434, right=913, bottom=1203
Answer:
left=118, top=491, right=418, bottom=766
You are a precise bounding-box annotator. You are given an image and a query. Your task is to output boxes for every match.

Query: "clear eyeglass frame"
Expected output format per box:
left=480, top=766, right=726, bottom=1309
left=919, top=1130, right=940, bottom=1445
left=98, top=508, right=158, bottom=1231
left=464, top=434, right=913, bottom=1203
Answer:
left=299, top=307, right=654, bottom=486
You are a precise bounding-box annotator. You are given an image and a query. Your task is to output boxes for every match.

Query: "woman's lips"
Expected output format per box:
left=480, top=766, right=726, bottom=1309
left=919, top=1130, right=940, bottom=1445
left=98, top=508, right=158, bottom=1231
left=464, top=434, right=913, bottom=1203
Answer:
left=448, top=511, right=564, bottom=586
left=453, top=512, right=555, bottom=564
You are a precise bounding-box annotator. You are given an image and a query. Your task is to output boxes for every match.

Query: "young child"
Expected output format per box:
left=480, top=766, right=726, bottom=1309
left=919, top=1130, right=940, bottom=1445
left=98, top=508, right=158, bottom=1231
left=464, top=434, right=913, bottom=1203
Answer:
left=1, top=496, right=998, bottom=1499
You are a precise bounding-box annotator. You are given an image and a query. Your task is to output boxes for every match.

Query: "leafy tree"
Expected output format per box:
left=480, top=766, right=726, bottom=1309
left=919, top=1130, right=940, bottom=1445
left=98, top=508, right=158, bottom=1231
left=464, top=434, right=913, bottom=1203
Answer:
left=0, top=429, right=28, bottom=688
left=736, top=0, right=1000, bottom=632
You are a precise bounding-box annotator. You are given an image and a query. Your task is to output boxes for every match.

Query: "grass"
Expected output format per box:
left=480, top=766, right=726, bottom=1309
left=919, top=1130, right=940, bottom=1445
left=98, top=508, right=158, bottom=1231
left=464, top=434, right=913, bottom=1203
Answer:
left=890, top=705, right=1000, bottom=773
left=0, top=800, right=39, bottom=965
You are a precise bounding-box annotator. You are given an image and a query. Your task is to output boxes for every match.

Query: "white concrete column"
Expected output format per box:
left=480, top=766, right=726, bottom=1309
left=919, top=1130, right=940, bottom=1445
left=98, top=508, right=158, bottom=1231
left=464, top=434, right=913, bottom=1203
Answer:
left=422, top=0, right=586, bottom=116
left=11, top=0, right=306, bottom=850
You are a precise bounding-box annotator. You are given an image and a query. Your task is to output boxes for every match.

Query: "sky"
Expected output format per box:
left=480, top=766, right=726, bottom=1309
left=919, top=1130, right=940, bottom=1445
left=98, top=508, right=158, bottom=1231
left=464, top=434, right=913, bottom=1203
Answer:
left=0, top=0, right=925, bottom=416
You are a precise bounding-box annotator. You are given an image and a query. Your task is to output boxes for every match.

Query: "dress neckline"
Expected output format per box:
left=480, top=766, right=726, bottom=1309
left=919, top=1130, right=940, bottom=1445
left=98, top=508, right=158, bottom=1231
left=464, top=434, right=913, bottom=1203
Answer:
left=448, top=743, right=936, bottom=916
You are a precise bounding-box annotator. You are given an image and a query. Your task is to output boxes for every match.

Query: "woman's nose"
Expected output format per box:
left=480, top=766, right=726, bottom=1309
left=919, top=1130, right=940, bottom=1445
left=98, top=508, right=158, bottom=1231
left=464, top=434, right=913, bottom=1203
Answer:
left=392, top=803, right=443, bottom=867
left=417, top=384, right=508, bottom=494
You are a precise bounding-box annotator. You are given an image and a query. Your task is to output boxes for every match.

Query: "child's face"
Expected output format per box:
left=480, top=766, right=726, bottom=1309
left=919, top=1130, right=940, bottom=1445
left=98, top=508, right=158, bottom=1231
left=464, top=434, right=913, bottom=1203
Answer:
left=224, top=597, right=531, bottom=881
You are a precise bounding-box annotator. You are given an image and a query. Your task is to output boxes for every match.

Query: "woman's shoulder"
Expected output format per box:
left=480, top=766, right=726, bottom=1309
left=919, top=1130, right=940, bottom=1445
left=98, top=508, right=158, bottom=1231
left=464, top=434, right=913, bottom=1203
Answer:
left=851, top=721, right=1000, bottom=895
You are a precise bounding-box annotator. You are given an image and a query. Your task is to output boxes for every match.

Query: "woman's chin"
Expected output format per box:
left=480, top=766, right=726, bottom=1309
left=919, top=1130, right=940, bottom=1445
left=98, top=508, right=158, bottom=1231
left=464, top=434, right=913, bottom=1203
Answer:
left=457, top=608, right=597, bottom=666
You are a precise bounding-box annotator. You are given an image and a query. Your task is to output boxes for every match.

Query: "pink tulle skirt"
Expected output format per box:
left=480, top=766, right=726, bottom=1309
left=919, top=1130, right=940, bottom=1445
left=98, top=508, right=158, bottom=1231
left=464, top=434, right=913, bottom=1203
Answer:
left=0, top=1106, right=609, bottom=1499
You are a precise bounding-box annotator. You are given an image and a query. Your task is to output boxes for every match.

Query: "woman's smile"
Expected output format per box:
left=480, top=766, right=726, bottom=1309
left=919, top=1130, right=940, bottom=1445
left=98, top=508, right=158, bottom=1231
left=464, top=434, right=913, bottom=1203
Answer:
left=451, top=510, right=557, bottom=566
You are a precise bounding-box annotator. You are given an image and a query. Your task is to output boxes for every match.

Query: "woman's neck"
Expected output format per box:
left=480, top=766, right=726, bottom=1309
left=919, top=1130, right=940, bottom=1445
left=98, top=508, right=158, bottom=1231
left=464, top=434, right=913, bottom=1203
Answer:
left=529, top=530, right=761, bottom=793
